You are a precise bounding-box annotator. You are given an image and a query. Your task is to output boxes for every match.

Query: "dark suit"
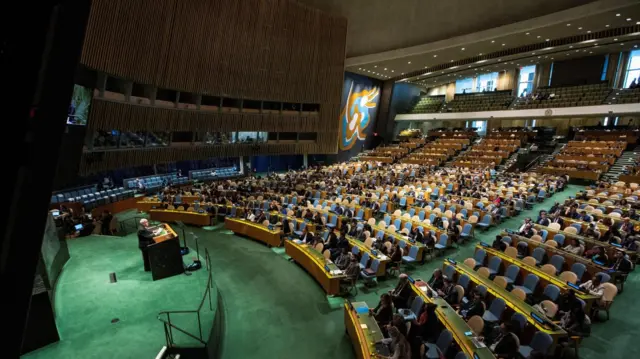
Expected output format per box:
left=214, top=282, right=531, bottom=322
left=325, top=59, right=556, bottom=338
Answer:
left=137, top=229, right=155, bottom=271
left=335, top=207, right=344, bottom=215
left=461, top=299, right=485, bottom=320
left=551, top=217, right=564, bottom=226
left=537, top=218, right=550, bottom=226
left=301, top=232, right=314, bottom=244
left=493, top=333, right=520, bottom=359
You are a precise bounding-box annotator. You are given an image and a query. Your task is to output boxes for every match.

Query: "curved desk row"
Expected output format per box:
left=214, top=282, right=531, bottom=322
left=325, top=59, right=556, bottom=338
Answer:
left=224, top=218, right=282, bottom=247
left=285, top=240, right=346, bottom=295
left=445, top=259, right=567, bottom=349
left=148, top=209, right=211, bottom=226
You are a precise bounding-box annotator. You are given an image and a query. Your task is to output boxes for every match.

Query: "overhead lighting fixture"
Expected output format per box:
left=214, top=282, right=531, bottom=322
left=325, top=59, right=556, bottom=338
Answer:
left=384, top=68, right=387, bottom=70
left=606, top=24, right=610, bottom=27
left=525, top=32, right=530, bottom=35
left=616, top=13, right=621, bottom=17
left=537, top=35, right=541, bottom=38
left=589, top=51, right=593, bottom=54
left=450, top=60, right=454, bottom=62
left=502, top=43, right=506, bottom=46
left=587, top=30, right=591, bottom=33
left=569, top=46, right=573, bottom=48
left=578, top=27, right=583, bottom=30
left=408, top=61, right=411, bottom=64
left=476, top=60, right=487, bottom=64
left=391, top=70, right=394, bottom=72
left=433, top=55, right=437, bottom=58
left=491, top=40, right=495, bottom=43
left=566, top=23, right=571, bottom=26
left=374, top=65, right=377, bottom=68
left=461, top=47, right=465, bottom=51
left=545, top=39, right=550, bottom=41
left=581, top=39, right=596, bottom=43
left=479, top=53, right=483, bottom=55
left=627, top=18, right=632, bottom=21
left=401, top=73, right=404, bottom=75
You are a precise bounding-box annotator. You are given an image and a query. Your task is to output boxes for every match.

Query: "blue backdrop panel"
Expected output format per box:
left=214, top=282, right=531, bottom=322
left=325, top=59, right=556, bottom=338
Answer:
left=338, top=72, right=382, bottom=162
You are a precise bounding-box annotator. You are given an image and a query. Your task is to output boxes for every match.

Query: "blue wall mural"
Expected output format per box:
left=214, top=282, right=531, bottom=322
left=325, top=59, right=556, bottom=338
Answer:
left=338, top=72, right=382, bottom=162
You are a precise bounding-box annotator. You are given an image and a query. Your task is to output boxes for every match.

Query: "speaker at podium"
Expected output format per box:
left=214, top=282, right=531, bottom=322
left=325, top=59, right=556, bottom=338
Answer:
left=147, top=223, right=184, bottom=281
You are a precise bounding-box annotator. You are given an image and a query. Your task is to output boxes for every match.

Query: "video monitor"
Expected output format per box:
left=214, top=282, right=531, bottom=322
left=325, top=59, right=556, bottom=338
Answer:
left=67, top=85, right=92, bottom=125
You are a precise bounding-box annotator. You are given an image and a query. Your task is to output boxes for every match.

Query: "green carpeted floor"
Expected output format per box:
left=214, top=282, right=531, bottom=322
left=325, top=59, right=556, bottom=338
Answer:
left=24, top=184, right=640, bottom=359
left=22, top=233, right=211, bottom=359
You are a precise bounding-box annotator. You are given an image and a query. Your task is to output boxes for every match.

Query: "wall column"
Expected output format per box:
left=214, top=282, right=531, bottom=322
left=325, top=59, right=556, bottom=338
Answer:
left=303, top=154, right=308, bottom=168
left=239, top=156, right=244, bottom=174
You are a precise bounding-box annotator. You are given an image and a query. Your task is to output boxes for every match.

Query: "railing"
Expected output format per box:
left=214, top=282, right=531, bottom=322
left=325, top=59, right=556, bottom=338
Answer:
left=158, top=249, right=215, bottom=349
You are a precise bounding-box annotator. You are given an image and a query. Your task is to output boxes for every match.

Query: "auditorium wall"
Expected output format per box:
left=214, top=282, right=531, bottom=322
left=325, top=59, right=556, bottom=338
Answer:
left=337, top=72, right=382, bottom=162
left=384, top=82, right=422, bottom=140
left=78, top=0, right=347, bottom=174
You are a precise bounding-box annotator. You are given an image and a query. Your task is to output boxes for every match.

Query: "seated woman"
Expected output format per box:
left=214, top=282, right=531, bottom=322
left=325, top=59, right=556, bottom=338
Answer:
left=370, top=293, right=394, bottom=328
left=389, top=274, right=412, bottom=310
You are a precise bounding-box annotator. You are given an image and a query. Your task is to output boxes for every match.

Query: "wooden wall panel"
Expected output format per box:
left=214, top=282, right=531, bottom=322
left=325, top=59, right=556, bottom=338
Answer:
left=79, top=143, right=318, bottom=175
left=81, top=0, right=346, bottom=156
left=87, top=99, right=320, bottom=133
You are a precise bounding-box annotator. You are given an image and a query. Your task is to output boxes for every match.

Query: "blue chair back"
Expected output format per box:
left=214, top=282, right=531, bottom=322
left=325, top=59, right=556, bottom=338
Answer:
left=457, top=274, right=470, bottom=290
left=404, top=222, right=412, bottom=232
left=511, top=312, right=526, bottom=330
left=436, top=330, right=453, bottom=352
left=384, top=215, right=391, bottom=226
left=570, top=223, right=582, bottom=233
left=502, top=236, right=512, bottom=245
left=596, top=272, right=611, bottom=283
left=505, top=265, right=520, bottom=282
left=530, top=332, right=553, bottom=353
left=398, top=240, right=407, bottom=249
left=461, top=209, right=468, bottom=218
left=438, top=234, right=448, bottom=246
left=444, top=265, right=455, bottom=279
left=351, top=246, right=360, bottom=255
left=481, top=214, right=491, bottom=225
left=543, top=284, right=561, bottom=302
left=488, top=256, right=502, bottom=272
left=359, top=253, right=370, bottom=267
left=550, top=255, right=564, bottom=273
left=429, top=213, right=436, bottom=223
left=488, top=298, right=506, bottom=318
left=409, top=208, right=415, bottom=217
left=376, top=230, right=384, bottom=241
left=461, top=224, right=472, bottom=236
left=419, top=211, right=426, bottom=221
left=474, top=249, right=486, bottom=265
left=408, top=245, right=419, bottom=259
left=539, top=229, right=548, bottom=240
left=552, top=233, right=565, bottom=246
left=411, top=295, right=424, bottom=315
left=476, top=285, right=487, bottom=297
left=380, top=203, right=387, bottom=212
left=399, top=197, right=407, bottom=206
left=369, top=259, right=380, bottom=273
left=571, top=263, right=586, bottom=281
left=532, top=247, right=545, bottom=263
left=523, top=273, right=540, bottom=292
left=393, top=218, right=402, bottom=229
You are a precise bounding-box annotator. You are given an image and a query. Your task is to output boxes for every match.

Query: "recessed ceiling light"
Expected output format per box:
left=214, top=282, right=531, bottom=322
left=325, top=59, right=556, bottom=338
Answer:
left=498, top=59, right=501, bottom=61
left=502, top=43, right=506, bottom=46
left=479, top=53, right=483, bottom=55
left=537, top=35, right=541, bottom=38
left=569, top=46, right=573, bottom=48
left=566, top=23, right=571, bottom=26
left=450, top=60, right=454, bottom=62
left=637, top=21, right=640, bottom=25
left=374, top=65, right=377, bottom=68
left=461, top=48, right=465, bottom=51
left=491, top=40, right=495, bottom=43
left=551, top=58, right=554, bottom=60
left=606, top=24, right=610, bottom=27
left=408, top=61, right=411, bottom=64
left=621, top=43, right=625, bottom=46
left=627, top=18, right=632, bottom=21
left=384, top=68, right=387, bottom=70
left=358, top=68, right=361, bottom=70
left=616, top=13, right=621, bottom=17
left=532, top=52, right=536, bottom=55
left=391, top=70, right=394, bottom=72
left=538, top=56, right=541, bottom=58
left=367, top=70, right=370, bottom=72
left=589, top=52, right=593, bottom=54
left=587, top=31, right=591, bottom=33
left=433, top=55, right=437, bottom=58
left=578, top=27, right=583, bottom=30
left=575, top=50, right=579, bottom=52
left=525, top=32, right=530, bottom=35
left=401, top=73, right=404, bottom=75
left=545, top=39, right=550, bottom=41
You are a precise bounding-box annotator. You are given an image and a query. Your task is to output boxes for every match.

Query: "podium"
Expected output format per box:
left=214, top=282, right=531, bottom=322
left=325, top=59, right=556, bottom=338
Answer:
left=147, top=224, right=184, bottom=281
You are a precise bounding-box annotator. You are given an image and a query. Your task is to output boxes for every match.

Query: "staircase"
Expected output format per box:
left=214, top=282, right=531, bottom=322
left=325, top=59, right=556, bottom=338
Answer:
left=602, top=146, right=640, bottom=181
left=496, top=147, right=526, bottom=173
left=530, top=144, right=564, bottom=172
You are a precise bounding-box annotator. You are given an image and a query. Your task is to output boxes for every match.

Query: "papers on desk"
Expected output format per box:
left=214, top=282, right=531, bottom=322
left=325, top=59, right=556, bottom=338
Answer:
left=330, top=269, right=343, bottom=275
left=360, top=324, right=368, bottom=329
left=293, top=239, right=302, bottom=244
left=379, top=254, right=388, bottom=260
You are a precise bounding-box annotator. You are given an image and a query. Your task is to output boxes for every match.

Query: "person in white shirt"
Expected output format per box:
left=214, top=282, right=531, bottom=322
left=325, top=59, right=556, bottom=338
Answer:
left=579, top=276, right=604, bottom=298
left=563, top=238, right=585, bottom=256
left=518, top=218, right=532, bottom=233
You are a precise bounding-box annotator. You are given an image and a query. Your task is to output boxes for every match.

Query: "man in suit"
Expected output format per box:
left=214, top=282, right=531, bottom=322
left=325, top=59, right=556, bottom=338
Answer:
left=536, top=211, right=550, bottom=226
left=335, top=205, right=345, bottom=215
left=344, top=207, right=354, bottom=218
left=611, top=249, right=633, bottom=273
left=137, top=219, right=158, bottom=271
left=300, top=226, right=314, bottom=244
left=410, top=226, right=424, bottom=243
left=619, top=217, right=635, bottom=237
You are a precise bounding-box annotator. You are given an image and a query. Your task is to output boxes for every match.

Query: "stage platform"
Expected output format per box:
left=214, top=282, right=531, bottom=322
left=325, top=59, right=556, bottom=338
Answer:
left=22, top=233, right=214, bottom=359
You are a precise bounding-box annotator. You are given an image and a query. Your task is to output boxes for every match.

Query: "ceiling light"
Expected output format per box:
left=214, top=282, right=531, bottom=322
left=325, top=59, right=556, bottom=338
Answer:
left=578, top=27, right=583, bottom=30
left=532, top=52, right=536, bottom=55
left=587, top=31, right=591, bottom=33
left=589, top=52, right=593, bottom=54
left=635, top=45, right=638, bottom=48
left=374, top=65, right=377, bottom=68
left=627, top=18, right=632, bottom=21
left=576, top=50, right=579, bottom=52
left=502, top=43, right=506, bottom=46
left=401, top=73, right=404, bottom=75
left=537, top=35, right=541, bottom=38
left=606, top=24, right=610, bottom=27
left=616, top=13, right=621, bottom=17
left=358, top=68, right=361, bottom=70
left=545, top=39, right=550, bottom=41
left=450, top=60, right=454, bottom=62
left=384, top=68, right=387, bottom=70
left=391, top=70, right=394, bottom=72
left=551, top=58, right=554, bottom=60
left=621, top=43, right=625, bottom=46
left=433, top=55, right=437, bottom=58
left=637, top=21, right=640, bottom=25
left=461, top=47, right=465, bottom=51
left=525, top=32, right=530, bottom=35
left=569, top=46, right=573, bottom=48
left=408, top=61, right=411, bottom=64
left=566, top=23, right=571, bottom=26
left=498, top=59, right=501, bottom=61
left=538, top=56, right=541, bottom=58
left=491, top=40, right=495, bottom=43
left=367, top=70, right=370, bottom=72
